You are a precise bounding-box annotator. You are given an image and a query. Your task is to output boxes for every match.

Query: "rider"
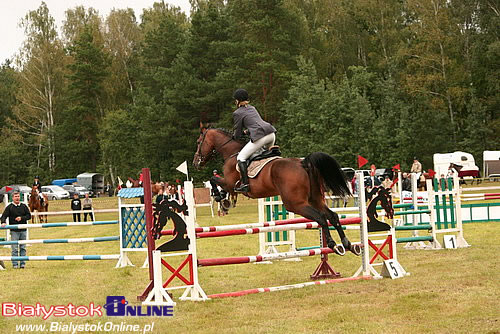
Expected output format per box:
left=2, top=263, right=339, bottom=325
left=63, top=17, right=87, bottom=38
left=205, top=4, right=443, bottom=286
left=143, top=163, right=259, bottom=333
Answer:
left=32, top=176, right=44, bottom=206
left=32, top=176, right=41, bottom=191
left=210, top=169, right=227, bottom=202
left=232, top=88, right=277, bottom=193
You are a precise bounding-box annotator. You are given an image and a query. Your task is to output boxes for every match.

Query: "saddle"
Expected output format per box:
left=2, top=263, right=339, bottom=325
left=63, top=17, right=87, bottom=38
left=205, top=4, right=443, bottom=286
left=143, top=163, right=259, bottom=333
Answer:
left=236, top=146, right=282, bottom=179
left=246, top=145, right=281, bottom=167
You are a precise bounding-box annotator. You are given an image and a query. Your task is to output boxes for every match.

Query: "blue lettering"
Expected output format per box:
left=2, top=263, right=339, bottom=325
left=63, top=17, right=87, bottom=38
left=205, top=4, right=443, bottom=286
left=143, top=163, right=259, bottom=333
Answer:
left=164, top=306, right=174, bottom=316
left=125, top=306, right=137, bottom=316
left=151, top=306, right=163, bottom=316
left=138, top=306, right=151, bottom=316
left=105, top=296, right=126, bottom=316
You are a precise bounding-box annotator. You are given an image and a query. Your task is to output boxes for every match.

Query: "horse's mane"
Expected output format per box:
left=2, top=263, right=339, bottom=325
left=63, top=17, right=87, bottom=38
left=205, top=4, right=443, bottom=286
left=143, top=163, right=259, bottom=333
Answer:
left=209, top=127, right=245, bottom=145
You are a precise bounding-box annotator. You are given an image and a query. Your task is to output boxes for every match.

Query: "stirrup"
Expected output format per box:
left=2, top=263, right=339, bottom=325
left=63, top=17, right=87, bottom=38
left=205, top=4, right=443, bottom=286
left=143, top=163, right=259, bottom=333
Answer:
left=234, top=184, right=249, bottom=193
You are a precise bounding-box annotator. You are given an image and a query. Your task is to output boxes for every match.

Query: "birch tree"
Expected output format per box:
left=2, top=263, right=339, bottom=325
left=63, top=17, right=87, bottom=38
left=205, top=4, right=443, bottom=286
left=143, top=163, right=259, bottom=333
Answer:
left=11, top=2, right=66, bottom=173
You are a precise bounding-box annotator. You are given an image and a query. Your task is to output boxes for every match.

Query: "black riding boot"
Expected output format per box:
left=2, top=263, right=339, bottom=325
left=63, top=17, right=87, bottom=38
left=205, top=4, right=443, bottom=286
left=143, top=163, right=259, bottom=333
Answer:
left=234, top=161, right=250, bottom=193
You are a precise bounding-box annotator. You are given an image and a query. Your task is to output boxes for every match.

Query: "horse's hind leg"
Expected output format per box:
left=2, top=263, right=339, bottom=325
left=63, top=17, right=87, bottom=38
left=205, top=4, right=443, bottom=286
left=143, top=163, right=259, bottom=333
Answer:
left=325, top=207, right=361, bottom=256
left=292, top=205, right=345, bottom=255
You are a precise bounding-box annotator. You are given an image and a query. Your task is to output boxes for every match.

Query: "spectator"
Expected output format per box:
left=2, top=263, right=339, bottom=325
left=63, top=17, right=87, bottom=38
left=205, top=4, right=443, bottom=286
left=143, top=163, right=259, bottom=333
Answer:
left=1, top=191, right=31, bottom=269
left=138, top=171, right=144, bottom=186
left=382, top=175, right=392, bottom=190
left=410, top=157, right=422, bottom=179
left=105, top=183, right=113, bottom=197
left=351, top=174, right=359, bottom=207
left=71, top=193, right=81, bottom=222
left=155, top=188, right=167, bottom=204
left=82, top=193, right=93, bottom=222
left=402, top=172, right=411, bottom=192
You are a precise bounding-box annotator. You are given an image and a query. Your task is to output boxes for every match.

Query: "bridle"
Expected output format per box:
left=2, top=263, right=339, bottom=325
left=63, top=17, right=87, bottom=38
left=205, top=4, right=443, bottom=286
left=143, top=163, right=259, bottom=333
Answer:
left=194, top=129, right=235, bottom=166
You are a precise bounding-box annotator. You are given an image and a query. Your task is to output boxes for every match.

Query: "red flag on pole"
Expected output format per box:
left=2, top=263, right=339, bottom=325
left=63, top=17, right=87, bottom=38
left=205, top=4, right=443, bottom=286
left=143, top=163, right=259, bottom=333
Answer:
left=5, top=186, right=13, bottom=192
left=357, top=155, right=368, bottom=168
left=427, top=169, right=436, bottom=178
left=392, top=164, right=401, bottom=171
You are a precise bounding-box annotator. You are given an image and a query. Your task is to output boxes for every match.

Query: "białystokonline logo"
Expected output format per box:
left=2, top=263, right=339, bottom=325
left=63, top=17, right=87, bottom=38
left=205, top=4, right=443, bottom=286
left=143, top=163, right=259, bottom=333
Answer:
left=104, top=296, right=174, bottom=317
left=2, top=302, right=102, bottom=320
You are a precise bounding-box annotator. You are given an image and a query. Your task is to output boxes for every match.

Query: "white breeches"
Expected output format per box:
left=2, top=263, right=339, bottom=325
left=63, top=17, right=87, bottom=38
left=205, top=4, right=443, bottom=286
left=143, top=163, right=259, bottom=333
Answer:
left=237, top=133, right=276, bottom=162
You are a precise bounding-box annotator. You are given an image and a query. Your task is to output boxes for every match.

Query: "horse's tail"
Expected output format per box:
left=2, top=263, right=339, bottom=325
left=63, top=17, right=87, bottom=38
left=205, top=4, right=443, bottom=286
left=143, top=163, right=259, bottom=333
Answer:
left=302, top=152, right=351, bottom=198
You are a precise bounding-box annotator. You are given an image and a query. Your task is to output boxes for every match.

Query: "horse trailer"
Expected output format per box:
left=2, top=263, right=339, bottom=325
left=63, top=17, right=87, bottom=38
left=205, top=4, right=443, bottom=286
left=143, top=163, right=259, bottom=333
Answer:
left=483, top=151, right=500, bottom=180
left=77, top=173, right=104, bottom=196
left=433, top=151, right=479, bottom=178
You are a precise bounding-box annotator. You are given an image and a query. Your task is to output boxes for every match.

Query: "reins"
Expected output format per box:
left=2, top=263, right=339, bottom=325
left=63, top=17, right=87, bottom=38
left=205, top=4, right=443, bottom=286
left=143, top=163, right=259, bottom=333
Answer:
left=196, top=129, right=239, bottom=164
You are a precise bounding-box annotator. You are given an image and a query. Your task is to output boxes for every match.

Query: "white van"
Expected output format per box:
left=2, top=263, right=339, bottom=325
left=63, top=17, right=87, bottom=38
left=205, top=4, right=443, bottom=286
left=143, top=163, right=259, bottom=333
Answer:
left=433, top=151, right=479, bottom=177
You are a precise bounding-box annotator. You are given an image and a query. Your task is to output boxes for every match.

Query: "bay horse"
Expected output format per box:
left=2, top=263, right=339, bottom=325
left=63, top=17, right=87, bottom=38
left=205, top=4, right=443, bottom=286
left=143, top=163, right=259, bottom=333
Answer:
left=127, top=177, right=163, bottom=195
left=193, top=128, right=360, bottom=255
left=29, top=187, right=49, bottom=224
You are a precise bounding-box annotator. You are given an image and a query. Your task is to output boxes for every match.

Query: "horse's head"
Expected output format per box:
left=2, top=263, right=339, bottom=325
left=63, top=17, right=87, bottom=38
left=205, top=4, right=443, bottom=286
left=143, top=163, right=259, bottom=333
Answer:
left=193, top=128, right=217, bottom=170
left=31, top=186, right=38, bottom=196
left=378, top=187, right=394, bottom=219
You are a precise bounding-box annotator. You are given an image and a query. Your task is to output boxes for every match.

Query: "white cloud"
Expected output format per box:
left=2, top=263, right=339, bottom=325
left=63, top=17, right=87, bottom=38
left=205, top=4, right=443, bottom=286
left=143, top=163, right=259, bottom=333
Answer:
left=0, top=0, right=191, bottom=63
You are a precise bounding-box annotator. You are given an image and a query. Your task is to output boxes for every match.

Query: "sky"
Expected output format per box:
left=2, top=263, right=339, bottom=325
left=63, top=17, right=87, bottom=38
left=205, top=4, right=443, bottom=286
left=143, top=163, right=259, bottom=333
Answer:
left=0, top=0, right=192, bottom=63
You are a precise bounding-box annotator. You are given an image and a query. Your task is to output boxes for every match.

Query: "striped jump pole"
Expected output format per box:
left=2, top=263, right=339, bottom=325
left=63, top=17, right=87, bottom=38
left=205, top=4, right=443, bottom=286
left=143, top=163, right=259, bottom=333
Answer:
left=0, top=255, right=120, bottom=261
left=0, top=236, right=119, bottom=246
left=207, top=275, right=372, bottom=299
left=198, top=247, right=337, bottom=267
left=0, top=220, right=118, bottom=230
left=160, top=216, right=362, bottom=236
left=461, top=193, right=500, bottom=201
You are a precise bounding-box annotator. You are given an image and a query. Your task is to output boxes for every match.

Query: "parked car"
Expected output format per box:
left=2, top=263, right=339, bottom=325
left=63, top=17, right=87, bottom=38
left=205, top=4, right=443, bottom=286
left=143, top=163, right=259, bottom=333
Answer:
left=341, top=168, right=355, bottom=181
left=9, top=184, right=32, bottom=194
left=41, top=185, right=70, bottom=200
left=374, top=168, right=394, bottom=182
left=62, top=185, right=93, bottom=198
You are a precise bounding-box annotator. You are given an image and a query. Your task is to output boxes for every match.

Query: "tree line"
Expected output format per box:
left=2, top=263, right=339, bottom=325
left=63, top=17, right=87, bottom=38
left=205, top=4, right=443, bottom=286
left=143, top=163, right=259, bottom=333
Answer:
left=0, top=0, right=498, bottom=187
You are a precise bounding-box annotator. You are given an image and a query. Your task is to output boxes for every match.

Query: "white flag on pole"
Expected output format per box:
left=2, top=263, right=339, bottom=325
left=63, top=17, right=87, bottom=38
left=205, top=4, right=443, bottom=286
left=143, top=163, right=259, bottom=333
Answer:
left=176, top=161, right=188, bottom=175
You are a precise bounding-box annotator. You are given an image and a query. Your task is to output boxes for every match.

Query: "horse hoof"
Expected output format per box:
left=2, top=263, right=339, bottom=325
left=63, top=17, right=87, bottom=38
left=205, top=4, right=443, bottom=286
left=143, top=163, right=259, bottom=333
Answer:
left=351, top=244, right=362, bottom=256
left=333, top=245, right=346, bottom=256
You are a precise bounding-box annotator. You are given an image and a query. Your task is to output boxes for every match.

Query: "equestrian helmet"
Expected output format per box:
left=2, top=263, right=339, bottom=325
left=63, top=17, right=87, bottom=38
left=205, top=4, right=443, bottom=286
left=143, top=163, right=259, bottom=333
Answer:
left=233, top=88, right=249, bottom=102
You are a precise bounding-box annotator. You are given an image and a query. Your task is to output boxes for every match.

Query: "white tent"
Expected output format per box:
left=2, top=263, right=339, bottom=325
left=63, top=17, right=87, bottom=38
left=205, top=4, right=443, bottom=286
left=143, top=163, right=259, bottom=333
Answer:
left=483, top=151, right=500, bottom=178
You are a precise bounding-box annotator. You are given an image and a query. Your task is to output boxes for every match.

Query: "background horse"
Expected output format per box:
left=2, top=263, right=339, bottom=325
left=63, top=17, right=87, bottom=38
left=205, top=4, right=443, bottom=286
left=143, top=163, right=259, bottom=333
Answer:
left=449, top=163, right=481, bottom=185
left=29, top=187, right=48, bottom=224
left=193, top=127, right=360, bottom=255
left=127, top=177, right=163, bottom=195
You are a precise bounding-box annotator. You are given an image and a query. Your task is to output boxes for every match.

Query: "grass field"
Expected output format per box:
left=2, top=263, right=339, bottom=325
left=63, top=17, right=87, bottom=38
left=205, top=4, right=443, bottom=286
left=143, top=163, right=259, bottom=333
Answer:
left=0, top=195, right=499, bottom=334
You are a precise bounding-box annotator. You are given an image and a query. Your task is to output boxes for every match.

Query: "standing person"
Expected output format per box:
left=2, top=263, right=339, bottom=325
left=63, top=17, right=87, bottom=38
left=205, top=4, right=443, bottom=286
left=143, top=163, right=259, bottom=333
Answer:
left=1, top=191, right=31, bottom=269
left=155, top=188, right=166, bottom=204
left=82, top=193, right=93, bottom=222
left=70, top=193, right=81, bottom=222
left=351, top=174, right=359, bottom=207
left=232, top=88, right=277, bottom=193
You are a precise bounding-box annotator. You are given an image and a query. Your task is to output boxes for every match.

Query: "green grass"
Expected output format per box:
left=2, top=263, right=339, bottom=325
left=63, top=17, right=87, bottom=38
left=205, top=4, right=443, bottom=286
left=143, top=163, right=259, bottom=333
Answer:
left=0, top=196, right=499, bottom=334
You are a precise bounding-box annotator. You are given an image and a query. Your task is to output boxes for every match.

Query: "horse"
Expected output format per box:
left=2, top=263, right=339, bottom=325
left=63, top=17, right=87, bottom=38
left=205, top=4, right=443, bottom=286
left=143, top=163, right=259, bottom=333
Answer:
left=29, top=187, right=49, bottom=224
left=127, top=177, right=164, bottom=195
left=449, top=163, right=481, bottom=185
left=193, top=127, right=360, bottom=255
